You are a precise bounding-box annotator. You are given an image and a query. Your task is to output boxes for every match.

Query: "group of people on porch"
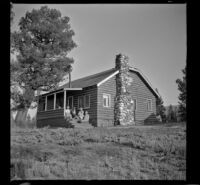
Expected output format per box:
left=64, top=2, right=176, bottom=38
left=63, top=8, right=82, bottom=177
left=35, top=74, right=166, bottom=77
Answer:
left=64, top=106, right=89, bottom=123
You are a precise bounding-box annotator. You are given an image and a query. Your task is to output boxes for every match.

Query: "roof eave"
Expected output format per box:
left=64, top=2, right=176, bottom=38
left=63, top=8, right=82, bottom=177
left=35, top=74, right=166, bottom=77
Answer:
left=129, top=67, right=160, bottom=98
left=35, top=87, right=83, bottom=97
left=97, top=70, right=119, bottom=87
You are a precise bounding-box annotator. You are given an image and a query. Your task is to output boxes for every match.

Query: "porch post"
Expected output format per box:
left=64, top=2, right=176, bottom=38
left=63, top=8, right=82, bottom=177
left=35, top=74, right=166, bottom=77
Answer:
left=64, top=90, right=66, bottom=115
left=45, top=96, right=47, bottom=111
left=54, top=93, right=56, bottom=110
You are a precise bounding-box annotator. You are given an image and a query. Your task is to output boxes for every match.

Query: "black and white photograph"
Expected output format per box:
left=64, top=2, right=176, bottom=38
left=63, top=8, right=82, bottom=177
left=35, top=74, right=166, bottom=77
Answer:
left=10, top=3, right=186, bottom=180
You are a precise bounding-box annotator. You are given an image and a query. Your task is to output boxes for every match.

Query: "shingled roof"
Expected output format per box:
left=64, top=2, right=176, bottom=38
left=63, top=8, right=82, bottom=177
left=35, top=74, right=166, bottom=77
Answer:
left=39, top=66, right=159, bottom=98
left=58, top=68, right=117, bottom=89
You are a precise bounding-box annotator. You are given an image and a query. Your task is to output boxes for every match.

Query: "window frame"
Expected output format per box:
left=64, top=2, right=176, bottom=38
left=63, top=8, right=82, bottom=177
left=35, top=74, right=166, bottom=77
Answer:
left=78, top=94, right=91, bottom=109
left=84, top=94, right=90, bottom=109
left=146, top=99, right=152, bottom=111
left=78, top=95, right=84, bottom=109
left=103, top=93, right=111, bottom=108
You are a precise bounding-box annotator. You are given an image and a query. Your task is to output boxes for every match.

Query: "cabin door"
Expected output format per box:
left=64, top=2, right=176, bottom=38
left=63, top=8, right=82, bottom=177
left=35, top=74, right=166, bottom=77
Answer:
left=132, top=99, right=136, bottom=124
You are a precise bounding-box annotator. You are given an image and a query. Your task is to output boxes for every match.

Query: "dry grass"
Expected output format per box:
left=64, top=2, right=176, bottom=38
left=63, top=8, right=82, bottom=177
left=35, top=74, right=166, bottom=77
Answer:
left=11, top=122, right=186, bottom=180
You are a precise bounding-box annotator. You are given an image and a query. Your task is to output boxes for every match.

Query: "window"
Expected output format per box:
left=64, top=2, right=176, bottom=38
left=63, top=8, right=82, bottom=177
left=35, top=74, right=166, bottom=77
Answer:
left=47, top=94, right=54, bottom=110
left=103, top=93, right=111, bottom=107
left=56, top=92, right=64, bottom=109
left=39, top=96, right=46, bottom=111
left=78, top=96, right=84, bottom=109
left=78, top=95, right=90, bottom=109
left=68, top=96, right=73, bottom=109
left=147, top=99, right=152, bottom=111
left=84, top=95, right=90, bottom=109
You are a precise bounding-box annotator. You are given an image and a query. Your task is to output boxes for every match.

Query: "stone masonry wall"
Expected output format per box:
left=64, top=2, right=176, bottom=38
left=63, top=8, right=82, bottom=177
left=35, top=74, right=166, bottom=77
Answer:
left=114, top=54, right=135, bottom=126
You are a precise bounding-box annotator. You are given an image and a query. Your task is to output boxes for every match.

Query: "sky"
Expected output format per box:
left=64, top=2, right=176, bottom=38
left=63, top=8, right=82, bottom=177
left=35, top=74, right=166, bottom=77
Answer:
left=11, top=3, right=186, bottom=106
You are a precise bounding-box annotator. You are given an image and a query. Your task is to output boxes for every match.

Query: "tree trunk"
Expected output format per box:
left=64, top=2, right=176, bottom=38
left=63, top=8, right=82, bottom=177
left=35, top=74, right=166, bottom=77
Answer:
left=15, top=108, right=28, bottom=128
left=10, top=111, right=16, bottom=127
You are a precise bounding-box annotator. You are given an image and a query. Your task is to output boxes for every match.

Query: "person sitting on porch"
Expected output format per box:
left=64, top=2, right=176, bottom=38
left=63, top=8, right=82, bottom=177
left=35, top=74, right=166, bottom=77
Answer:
left=56, top=104, right=62, bottom=109
left=77, top=107, right=84, bottom=120
left=71, top=107, right=77, bottom=119
left=78, top=111, right=90, bottom=123
left=64, top=106, right=72, bottom=121
left=83, top=111, right=90, bottom=122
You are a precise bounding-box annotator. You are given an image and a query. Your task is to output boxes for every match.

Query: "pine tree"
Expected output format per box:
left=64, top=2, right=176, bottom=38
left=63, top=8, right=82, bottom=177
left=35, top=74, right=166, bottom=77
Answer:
left=167, top=104, right=174, bottom=122
left=11, top=6, right=77, bottom=110
left=155, top=89, right=166, bottom=122
left=176, top=65, right=186, bottom=121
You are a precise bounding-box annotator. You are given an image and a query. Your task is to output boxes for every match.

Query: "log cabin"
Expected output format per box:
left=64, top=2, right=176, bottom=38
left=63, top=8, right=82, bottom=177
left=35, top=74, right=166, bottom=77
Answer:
left=36, top=54, right=160, bottom=128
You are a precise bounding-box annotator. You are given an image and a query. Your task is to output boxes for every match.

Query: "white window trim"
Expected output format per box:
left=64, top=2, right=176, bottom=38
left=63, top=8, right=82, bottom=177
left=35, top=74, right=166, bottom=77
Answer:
left=84, top=94, right=90, bottom=109
left=68, top=96, right=74, bottom=109
left=147, top=99, right=152, bottom=111
left=103, top=93, right=111, bottom=108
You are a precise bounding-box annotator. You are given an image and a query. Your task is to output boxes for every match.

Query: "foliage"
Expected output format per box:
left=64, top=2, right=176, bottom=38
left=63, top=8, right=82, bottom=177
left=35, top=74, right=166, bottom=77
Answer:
left=155, top=90, right=166, bottom=122
left=176, top=65, right=186, bottom=121
left=10, top=3, right=15, bottom=54
left=167, top=105, right=177, bottom=122
left=10, top=3, right=15, bottom=25
left=11, top=6, right=77, bottom=109
left=11, top=124, right=186, bottom=180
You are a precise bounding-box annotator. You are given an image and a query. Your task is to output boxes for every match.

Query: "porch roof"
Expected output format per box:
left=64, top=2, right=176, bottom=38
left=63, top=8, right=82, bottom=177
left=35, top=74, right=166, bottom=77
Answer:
left=37, top=87, right=82, bottom=97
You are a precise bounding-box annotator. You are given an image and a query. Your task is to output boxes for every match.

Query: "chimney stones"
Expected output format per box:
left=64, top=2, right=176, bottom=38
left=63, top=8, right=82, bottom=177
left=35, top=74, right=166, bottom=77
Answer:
left=114, top=54, right=135, bottom=126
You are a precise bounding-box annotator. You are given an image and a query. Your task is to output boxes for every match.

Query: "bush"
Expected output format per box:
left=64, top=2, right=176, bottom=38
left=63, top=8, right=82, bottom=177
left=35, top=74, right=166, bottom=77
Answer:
left=12, top=117, right=36, bottom=129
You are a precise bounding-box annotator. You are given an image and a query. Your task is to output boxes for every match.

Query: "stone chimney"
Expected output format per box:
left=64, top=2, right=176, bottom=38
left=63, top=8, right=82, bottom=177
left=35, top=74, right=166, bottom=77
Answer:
left=114, top=54, right=135, bottom=125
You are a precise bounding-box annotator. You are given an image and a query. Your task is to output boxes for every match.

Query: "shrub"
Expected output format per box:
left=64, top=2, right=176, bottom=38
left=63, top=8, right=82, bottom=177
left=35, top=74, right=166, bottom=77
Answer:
left=11, top=159, right=32, bottom=179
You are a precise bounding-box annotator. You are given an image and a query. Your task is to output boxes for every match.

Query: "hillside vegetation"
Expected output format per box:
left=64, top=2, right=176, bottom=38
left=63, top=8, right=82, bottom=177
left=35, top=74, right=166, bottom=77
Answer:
left=11, top=123, right=186, bottom=180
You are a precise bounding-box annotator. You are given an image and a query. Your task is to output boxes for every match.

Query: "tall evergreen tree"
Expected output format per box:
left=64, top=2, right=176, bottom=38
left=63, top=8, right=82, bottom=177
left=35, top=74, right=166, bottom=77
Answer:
left=11, top=6, right=77, bottom=110
left=167, top=104, right=175, bottom=122
left=176, top=65, right=186, bottom=121
left=155, top=88, right=166, bottom=122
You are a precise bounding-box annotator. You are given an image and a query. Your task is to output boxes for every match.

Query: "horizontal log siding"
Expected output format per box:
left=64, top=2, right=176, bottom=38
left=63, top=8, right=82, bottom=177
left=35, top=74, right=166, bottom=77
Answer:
left=97, top=71, right=157, bottom=126
left=37, top=109, right=64, bottom=119
left=37, top=117, right=71, bottom=128
left=36, top=109, right=66, bottom=127
left=36, top=70, right=157, bottom=128
left=128, top=72, right=157, bottom=124
left=97, top=76, right=116, bottom=127
left=65, top=86, right=98, bottom=126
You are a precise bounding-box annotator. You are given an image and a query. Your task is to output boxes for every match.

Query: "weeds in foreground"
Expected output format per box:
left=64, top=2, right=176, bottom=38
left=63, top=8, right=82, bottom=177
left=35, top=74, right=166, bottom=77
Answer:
left=11, top=124, right=186, bottom=180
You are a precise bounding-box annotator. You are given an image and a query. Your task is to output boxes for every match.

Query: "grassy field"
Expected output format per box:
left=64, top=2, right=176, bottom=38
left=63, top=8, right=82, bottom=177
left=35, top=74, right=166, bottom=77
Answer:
left=11, top=122, right=186, bottom=180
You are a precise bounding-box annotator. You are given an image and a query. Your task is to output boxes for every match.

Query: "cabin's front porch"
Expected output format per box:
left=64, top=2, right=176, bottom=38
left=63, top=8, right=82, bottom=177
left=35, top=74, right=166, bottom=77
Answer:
left=36, top=88, right=94, bottom=128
